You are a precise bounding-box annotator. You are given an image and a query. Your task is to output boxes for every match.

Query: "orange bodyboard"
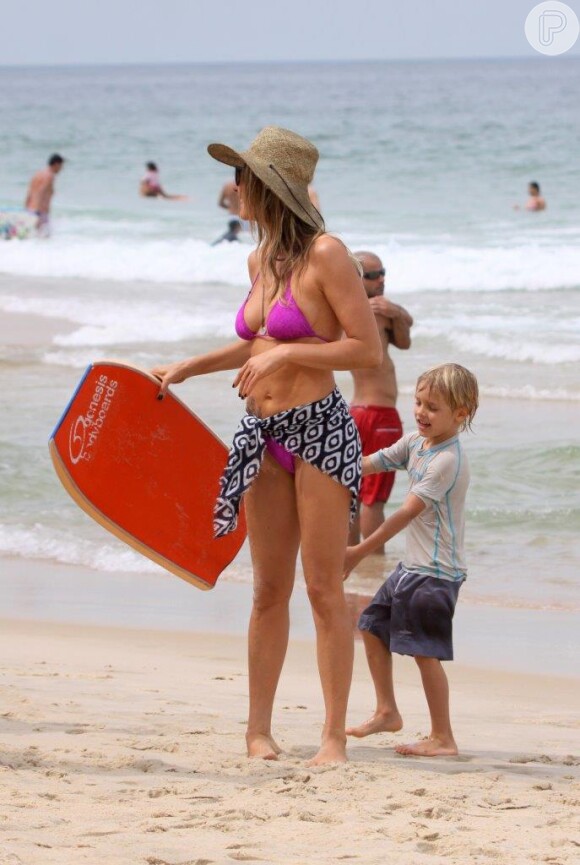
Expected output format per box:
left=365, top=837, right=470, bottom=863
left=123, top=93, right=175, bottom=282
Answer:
left=49, top=361, right=246, bottom=590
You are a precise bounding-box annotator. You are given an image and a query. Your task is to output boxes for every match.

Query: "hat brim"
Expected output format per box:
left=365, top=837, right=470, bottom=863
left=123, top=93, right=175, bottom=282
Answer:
left=207, top=141, right=323, bottom=231
left=207, top=143, right=245, bottom=168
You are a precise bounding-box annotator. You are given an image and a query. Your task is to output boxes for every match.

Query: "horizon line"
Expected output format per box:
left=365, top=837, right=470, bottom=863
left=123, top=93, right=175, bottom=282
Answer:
left=2, top=53, right=578, bottom=70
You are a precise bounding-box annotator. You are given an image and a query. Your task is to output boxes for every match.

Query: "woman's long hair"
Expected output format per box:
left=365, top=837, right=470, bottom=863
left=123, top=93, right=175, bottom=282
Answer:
left=241, top=165, right=324, bottom=301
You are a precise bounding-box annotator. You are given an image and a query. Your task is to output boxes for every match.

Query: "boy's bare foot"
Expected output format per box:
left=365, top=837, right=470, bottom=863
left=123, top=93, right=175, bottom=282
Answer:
left=346, top=709, right=403, bottom=738
left=306, top=735, right=347, bottom=766
left=395, top=735, right=458, bottom=757
left=246, top=732, right=282, bottom=760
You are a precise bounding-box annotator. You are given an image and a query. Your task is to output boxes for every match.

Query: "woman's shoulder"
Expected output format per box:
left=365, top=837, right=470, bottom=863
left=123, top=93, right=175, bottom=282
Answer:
left=307, top=235, right=363, bottom=290
left=309, top=234, right=360, bottom=270
left=311, top=233, right=346, bottom=257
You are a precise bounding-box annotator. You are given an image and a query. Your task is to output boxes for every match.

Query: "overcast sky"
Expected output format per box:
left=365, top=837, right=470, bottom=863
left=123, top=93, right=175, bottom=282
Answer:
left=2, top=0, right=579, bottom=65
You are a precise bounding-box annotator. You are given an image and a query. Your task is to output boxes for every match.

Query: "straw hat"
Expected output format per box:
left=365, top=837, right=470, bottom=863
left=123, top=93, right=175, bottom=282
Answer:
left=208, top=126, right=323, bottom=231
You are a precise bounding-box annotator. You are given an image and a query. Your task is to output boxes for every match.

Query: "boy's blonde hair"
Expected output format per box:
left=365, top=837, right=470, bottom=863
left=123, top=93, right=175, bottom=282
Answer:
left=416, top=363, right=479, bottom=432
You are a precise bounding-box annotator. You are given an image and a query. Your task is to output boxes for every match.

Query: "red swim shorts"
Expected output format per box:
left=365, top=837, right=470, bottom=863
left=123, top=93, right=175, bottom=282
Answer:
left=350, top=405, right=403, bottom=506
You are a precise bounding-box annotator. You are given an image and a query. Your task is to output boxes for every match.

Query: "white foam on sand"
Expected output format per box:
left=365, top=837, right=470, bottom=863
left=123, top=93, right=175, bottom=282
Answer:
left=0, top=524, right=163, bottom=574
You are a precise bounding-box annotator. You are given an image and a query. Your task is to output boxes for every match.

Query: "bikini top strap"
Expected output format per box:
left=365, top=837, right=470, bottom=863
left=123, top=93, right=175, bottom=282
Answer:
left=241, top=271, right=260, bottom=307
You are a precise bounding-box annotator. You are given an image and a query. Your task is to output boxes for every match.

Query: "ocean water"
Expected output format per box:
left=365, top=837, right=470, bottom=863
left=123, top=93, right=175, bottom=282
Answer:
left=0, top=59, right=579, bottom=619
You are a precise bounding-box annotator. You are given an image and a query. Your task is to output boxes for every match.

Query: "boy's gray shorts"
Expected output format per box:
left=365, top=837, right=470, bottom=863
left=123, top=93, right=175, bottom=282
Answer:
left=358, top=562, right=463, bottom=661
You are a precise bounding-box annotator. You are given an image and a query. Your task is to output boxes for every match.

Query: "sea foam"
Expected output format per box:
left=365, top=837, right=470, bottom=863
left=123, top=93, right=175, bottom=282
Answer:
left=0, top=524, right=162, bottom=574
left=1, top=232, right=579, bottom=292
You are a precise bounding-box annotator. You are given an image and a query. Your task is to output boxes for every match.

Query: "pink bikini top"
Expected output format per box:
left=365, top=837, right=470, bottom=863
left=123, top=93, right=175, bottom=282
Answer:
left=235, top=274, right=330, bottom=342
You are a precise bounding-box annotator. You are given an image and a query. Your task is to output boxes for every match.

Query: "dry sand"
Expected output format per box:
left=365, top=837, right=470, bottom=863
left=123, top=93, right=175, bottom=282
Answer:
left=1, top=618, right=578, bottom=865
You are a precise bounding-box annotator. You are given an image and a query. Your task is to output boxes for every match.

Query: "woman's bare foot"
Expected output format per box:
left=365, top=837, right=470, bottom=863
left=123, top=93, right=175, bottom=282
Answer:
left=346, top=709, right=403, bottom=738
left=246, top=732, right=282, bottom=760
left=395, top=735, right=457, bottom=757
left=307, top=734, right=347, bottom=766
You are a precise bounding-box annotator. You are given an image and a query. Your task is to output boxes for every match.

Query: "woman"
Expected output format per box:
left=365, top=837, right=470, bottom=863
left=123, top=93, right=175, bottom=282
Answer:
left=153, top=127, right=381, bottom=765
left=139, top=162, right=188, bottom=201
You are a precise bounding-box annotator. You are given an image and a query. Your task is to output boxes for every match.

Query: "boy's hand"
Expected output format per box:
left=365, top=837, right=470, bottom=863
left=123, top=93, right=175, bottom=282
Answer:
left=361, top=455, right=377, bottom=477
left=343, top=545, right=364, bottom=581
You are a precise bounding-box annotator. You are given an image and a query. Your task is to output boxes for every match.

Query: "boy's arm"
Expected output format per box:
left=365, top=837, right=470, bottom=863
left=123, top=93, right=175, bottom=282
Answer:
left=343, top=493, right=425, bottom=579
left=362, top=454, right=382, bottom=476
left=362, top=434, right=411, bottom=477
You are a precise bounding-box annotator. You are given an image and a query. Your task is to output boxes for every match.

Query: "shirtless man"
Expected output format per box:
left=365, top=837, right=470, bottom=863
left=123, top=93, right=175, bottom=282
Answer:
left=349, top=251, right=413, bottom=551
left=25, top=153, right=65, bottom=234
left=218, top=180, right=241, bottom=216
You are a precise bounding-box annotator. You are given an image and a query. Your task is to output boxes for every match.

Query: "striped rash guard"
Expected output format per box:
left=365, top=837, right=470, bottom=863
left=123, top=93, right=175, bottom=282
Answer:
left=369, top=432, right=470, bottom=582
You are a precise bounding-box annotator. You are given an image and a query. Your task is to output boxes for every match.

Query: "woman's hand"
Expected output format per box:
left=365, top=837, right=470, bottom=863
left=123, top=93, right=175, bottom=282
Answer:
left=150, top=360, right=191, bottom=398
left=232, top=346, right=288, bottom=398
left=343, top=544, right=364, bottom=581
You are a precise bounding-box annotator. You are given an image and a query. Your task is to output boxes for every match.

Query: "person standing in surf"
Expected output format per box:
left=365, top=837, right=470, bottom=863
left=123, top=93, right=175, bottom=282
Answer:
left=152, top=126, right=381, bottom=765
left=348, top=250, right=413, bottom=552
left=24, top=153, right=65, bottom=235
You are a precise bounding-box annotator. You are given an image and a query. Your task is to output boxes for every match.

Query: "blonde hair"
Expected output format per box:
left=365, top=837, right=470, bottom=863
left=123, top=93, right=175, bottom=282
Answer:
left=241, top=165, right=324, bottom=301
left=416, top=363, right=479, bottom=432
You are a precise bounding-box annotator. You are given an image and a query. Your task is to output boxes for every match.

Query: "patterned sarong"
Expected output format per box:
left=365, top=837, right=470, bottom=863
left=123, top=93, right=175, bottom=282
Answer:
left=213, top=388, right=361, bottom=537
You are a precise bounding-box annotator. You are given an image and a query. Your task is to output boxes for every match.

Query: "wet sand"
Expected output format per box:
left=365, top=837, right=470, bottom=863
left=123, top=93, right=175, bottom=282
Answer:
left=1, top=557, right=578, bottom=677
left=0, top=307, right=76, bottom=346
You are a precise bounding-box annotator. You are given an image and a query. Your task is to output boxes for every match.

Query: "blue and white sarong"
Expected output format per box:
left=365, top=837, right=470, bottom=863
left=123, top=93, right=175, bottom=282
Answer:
left=213, top=388, right=361, bottom=537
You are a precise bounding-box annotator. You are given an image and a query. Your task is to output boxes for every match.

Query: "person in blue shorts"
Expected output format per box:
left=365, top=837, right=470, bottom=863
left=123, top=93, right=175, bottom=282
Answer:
left=343, top=363, right=479, bottom=756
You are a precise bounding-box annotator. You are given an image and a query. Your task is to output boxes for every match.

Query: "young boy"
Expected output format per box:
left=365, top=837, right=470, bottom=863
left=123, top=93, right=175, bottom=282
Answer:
left=344, top=363, right=479, bottom=756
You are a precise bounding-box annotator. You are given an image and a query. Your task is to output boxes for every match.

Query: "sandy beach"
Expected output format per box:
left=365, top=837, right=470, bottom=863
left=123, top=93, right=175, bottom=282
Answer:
left=1, top=610, right=579, bottom=865
left=1, top=268, right=579, bottom=864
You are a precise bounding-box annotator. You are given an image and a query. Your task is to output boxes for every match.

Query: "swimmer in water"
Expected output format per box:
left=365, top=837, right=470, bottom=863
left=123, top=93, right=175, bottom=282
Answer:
left=211, top=219, right=243, bottom=245
left=514, top=181, right=546, bottom=212
left=139, top=162, right=188, bottom=201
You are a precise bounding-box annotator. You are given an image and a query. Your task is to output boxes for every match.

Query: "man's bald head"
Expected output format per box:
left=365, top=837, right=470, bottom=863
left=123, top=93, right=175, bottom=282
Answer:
left=354, top=250, right=385, bottom=298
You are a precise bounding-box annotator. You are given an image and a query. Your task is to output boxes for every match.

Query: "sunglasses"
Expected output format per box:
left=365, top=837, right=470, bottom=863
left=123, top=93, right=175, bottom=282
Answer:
left=234, top=166, right=243, bottom=186
left=362, top=268, right=386, bottom=280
